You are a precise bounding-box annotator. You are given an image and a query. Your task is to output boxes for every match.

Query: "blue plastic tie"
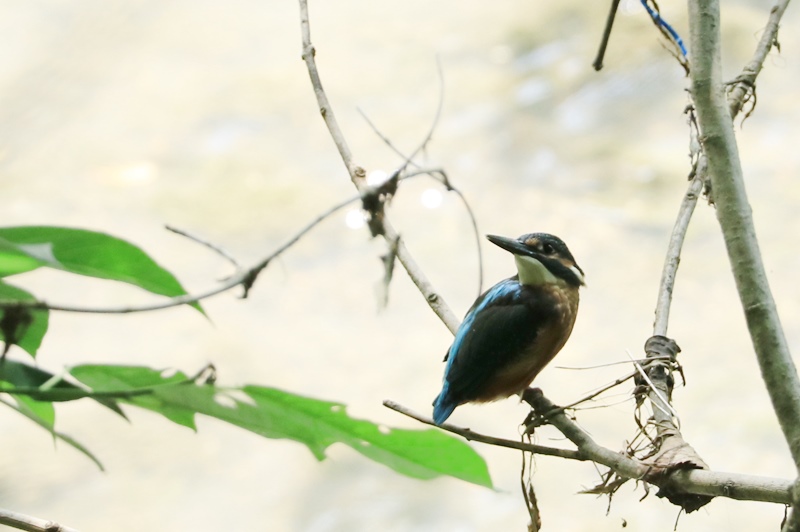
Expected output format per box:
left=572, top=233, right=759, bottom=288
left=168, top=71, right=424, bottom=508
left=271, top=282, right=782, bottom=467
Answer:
left=640, top=0, right=688, bottom=57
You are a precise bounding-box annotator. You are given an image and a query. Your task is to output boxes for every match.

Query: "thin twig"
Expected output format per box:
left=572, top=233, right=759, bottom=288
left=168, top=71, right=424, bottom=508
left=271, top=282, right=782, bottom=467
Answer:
left=165, top=225, right=240, bottom=269
left=298, top=0, right=359, bottom=182
left=784, top=506, right=800, bottom=532
left=559, top=370, right=637, bottom=411
left=361, top=137, right=485, bottom=297
left=298, top=0, right=461, bottom=334
left=399, top=170, right=483, bottom=296
left=357, top=61, right=485, bottom=299
left=358, top=57, right=445, bottom=177
left=358, top=68, right=489, bottom=301
left=556, top=355, right=671, bottom=370
left=383, top=399, right=584, bottom=460
left=0, top=195, right=361, bottom=313
left=652, top=172, right=704, bottom=336
left=626, top=350, right=678, bottom=419
left=593, top=0, right=621, bottom=71
left=727, top=0, right=791, bottom=119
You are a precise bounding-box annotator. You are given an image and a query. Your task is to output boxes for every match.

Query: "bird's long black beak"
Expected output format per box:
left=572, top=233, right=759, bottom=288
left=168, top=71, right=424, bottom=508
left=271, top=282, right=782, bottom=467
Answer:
left=486, top=234, right=536, bottom=258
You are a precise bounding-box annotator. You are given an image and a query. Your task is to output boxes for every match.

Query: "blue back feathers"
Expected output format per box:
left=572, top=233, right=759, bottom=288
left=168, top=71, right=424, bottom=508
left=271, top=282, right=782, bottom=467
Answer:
left=433, top=279, right=520, bottom=425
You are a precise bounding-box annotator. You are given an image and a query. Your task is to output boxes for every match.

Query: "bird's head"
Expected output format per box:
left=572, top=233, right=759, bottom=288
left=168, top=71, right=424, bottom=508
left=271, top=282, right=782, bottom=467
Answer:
left=486, top=233, right=585, bottom=288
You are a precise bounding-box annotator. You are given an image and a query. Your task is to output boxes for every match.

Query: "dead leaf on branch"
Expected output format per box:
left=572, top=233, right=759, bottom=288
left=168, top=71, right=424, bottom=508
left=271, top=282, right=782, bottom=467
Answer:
left=644, top=432, right=713, bottom=513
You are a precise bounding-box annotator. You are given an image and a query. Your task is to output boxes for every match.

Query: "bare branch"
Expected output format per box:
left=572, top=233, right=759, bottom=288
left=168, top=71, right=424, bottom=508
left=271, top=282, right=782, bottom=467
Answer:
left=593, top=0, right=621, bottom=71
left=0, top=194, right=360, bottom=314
left=727, top=0, right=791, bottom=119
left=522, top=388, right=793, bottom=505
left=357, top=56, right=444, bottom=176
left=357, top=68, right=487, bottom=300
left=387, top=395, right=793, bottom=506
left=165, top=225, right=240, bottom=269
left=360, top=116, right=485, bottom=298
left=0, top=507, right=80, bottom=532
left=653, top=172, right=704, bottom=336
left=784, top=504, right=800, bottom=532
left=297, top=0, right=460, bottom=334
left=689, top=0, right=800, bottom=473
left=298, top=0, right=359, bottom=182
left=541, top=369, right=638, bottom=418
left=383, top=399, right=584, bottom=460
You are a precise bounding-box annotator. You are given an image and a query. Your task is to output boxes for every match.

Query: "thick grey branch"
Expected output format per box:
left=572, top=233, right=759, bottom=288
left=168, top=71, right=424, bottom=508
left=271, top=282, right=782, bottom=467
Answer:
left=523, top=389, right=792, bottom=504
left=688, top=0, right=800, bottom=473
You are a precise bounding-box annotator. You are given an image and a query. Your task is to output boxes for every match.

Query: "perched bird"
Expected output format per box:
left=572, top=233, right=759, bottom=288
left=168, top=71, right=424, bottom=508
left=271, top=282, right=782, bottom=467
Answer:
left=432, top=233, right=584, bottom=425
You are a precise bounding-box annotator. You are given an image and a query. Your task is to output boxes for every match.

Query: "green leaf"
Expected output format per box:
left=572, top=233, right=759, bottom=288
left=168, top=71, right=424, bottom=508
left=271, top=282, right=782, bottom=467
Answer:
left=14, top=394, right=55, bottom=427
left=0, top=226, right=202, bottom=313
left=0, top=245, right=42, bottom=277
left=242, top=385, right=493, bottom=486
left=70, top=364, right=493, bottom=488
left=70, top=364, right=196, bottom=427
left=0, top=281, right=49, bottom=357
left=0, top=359, right=125, bottom=416
left=0, top=395, right=104, bottom=470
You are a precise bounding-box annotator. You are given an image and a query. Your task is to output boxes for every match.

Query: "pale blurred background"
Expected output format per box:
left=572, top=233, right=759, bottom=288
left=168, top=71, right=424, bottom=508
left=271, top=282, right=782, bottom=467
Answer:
left=1, top=0, right=799, bottom=530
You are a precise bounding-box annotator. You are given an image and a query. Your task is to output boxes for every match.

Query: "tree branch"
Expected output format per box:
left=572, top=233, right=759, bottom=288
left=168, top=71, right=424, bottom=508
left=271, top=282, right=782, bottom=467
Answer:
left=522, top=388, right=793, bottom=505
left=0, top=507, right=80, bottom=532
left=383, top=399, right=584, bottom=461
left=298, top=1, right=358, bottom=182
left=727, top=0, right=791, bottom=119
left=593, top=0, right=621, bottom=71
left=688, top=0, right=800, bottom=474
left=387, top=390, right=794, bottom=506
left=0, top=194, right=361, bottom=314
left=652, top=171, right=704, bottom=336
left=165, top=225, right=240, bottom=269
left=297, top=0, right=460, bottom=334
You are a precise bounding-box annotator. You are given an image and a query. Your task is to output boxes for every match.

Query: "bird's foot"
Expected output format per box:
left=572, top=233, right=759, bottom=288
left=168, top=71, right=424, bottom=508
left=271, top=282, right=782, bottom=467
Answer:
left=521, top=387, right=547, bottom=434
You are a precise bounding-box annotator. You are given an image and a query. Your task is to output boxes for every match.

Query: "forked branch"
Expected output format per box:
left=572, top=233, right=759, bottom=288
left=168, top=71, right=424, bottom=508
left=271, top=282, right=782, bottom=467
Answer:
left=297, top=0, right=460, bottom=333
left=688, top=0, right=800, bottom=473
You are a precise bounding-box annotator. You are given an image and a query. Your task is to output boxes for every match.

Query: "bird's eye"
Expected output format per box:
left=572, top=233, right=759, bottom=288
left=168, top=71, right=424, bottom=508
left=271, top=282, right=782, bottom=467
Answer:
left=542, top=243, right=555, bottom=254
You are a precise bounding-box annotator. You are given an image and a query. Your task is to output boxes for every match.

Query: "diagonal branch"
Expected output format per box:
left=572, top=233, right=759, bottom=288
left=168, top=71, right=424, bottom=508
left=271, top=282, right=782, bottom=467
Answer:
left=298, top=1, right=358, bottom=182
left=383, top=399, right=584, bottom=460
left=593, top=0, right=621, bottom=71
left=727, top=0, right=791, bottom=119
left=652, top=171, right=704, bottom=335
left=0, top=194, right=361, bottom=314
left=297, top=0, right=460, bottom=334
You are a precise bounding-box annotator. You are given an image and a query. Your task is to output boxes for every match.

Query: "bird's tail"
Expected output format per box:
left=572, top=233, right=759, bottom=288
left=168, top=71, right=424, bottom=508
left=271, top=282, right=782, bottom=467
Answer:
left=432, top=388, right=457, bottom=425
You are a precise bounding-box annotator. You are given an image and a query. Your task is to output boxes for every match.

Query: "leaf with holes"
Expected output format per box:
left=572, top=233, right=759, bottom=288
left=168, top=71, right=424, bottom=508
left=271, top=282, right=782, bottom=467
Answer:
left=69, top=364, right=493, bottom=487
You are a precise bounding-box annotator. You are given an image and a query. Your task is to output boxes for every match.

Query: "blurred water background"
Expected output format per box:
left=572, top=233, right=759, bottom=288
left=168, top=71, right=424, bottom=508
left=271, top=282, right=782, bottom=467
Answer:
left=1, top=0, right=800, bottom=530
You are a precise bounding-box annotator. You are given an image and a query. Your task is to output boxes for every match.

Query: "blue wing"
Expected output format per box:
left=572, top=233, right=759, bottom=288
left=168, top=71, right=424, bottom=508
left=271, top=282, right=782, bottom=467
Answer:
left=433, top=278, right=553, bottom=424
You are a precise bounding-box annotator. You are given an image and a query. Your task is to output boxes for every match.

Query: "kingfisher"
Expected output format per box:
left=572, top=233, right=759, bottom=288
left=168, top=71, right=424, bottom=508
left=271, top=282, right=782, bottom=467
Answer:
left=432, top=233, right=584, bottom=425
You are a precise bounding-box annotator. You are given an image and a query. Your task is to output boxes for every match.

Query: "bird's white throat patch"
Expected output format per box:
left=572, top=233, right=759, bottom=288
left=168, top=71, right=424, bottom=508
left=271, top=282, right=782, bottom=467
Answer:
left=514, top=255, right=558, bottom=286
left=514, top=255, right=584, bottom=287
